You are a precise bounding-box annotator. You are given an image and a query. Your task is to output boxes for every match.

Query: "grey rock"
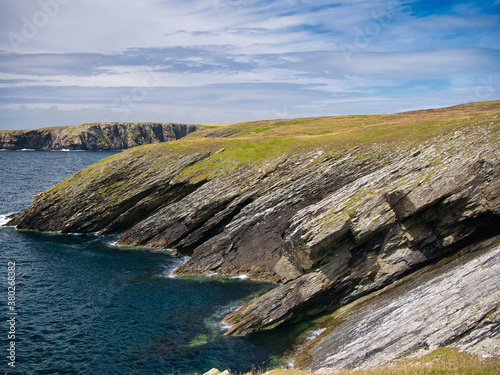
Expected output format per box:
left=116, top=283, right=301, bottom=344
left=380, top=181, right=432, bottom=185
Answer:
left=293, top=237, right=500, bottom=370
left=0, top=122, right=203, bottom=150
left=223, top=129, right=500, bottom=335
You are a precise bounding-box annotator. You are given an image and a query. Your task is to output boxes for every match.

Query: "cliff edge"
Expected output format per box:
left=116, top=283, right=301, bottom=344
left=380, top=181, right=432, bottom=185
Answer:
left=0, top=122, right=204, bottom=150
left=5, top=100, right=500, bottom=370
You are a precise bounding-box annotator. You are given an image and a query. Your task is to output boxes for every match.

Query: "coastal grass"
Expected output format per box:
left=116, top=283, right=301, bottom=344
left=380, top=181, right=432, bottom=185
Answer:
left=73, top=100, right=500, bottom=176
left=47, top=100, right=500, bottom=204
left=172, top=100, right=500, bottom=183
left=238, top=348, right=500, bottom=375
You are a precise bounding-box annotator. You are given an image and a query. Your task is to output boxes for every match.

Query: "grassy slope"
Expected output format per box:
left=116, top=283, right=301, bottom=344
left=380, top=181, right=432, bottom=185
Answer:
left=260, top=348, right=500, bottom=375
left=141, top=100, right=500, bottom=181
left=185, top=348, right=500, bottom=374
left=53, top=100, right=500, bottom=216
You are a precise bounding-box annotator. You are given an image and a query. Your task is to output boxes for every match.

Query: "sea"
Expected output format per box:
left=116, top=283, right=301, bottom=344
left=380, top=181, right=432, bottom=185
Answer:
left=0, top=150, right=296, bottom=374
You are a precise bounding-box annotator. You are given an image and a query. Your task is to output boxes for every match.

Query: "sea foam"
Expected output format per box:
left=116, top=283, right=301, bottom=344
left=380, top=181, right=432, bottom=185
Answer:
left=0, top=214, right=15, bottom=227
left=162, top=256, right=191, bottom=278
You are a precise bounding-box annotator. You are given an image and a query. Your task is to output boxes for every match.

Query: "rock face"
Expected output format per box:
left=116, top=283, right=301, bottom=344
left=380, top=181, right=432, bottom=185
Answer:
left=5, top=101, right=500, bottom=368
left=0, top=122, right=203, bottom=150
left=221, top=134, right=500, bottom=334
left=292, top=236, right=500, bottom=370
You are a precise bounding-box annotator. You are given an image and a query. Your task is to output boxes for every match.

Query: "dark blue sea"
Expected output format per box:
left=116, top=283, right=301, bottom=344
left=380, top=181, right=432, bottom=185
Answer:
left=0, top=151, right=294, bottom=374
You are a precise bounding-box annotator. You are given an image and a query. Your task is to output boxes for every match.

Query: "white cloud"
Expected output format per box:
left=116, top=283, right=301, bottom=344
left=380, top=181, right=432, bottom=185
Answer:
left=0, top=0, right=499, bottom=129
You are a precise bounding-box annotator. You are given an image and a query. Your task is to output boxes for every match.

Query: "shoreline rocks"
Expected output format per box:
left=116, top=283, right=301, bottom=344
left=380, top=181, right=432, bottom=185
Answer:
left=4, top=101, right=500, bottom=370
left=291, top=236, right=500, bottom=370
left=0, top=122, right=203, bottom=150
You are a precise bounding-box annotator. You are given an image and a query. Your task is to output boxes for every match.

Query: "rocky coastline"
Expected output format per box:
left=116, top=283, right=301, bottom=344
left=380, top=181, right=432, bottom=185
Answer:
left=4, top=101, right=500, bottom=370
left=0, top=122, right=203, bottom=150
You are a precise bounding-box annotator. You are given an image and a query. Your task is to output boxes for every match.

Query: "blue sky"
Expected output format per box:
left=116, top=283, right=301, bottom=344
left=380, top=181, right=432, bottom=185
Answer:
left=0, top=0, right=499, bottom=129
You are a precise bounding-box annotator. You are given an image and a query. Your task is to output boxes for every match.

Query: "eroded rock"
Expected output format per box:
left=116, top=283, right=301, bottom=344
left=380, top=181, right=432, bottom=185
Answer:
left=222, top=129, right=500, bottom=335
left=0, top=122, right=203, bottom=150
left=292, top=236, right=500, bottom=370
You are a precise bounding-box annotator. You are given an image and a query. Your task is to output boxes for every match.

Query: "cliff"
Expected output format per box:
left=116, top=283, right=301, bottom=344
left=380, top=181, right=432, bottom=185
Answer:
left=0, top=122, right=204, bottom=150
left=291, top=235, right=500, bottom=370
left=5, top=100, right=500, bottom=370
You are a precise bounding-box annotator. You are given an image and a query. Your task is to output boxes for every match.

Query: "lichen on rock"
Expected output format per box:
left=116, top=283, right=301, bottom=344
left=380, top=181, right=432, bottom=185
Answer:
left=5, top=100, right=500, bottom=368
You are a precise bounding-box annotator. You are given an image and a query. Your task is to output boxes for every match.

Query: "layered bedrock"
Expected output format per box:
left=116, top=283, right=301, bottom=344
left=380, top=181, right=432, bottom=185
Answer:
left=6, top=101, right=500, bottom=369
left=0, top=122, right=203, bottom=150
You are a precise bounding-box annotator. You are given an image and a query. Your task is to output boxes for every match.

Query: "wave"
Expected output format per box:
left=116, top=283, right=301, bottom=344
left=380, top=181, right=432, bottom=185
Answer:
left=161, top=256, right=190, bottom=278
left=0, top=213, right=17, bottom=227
left=108, top=240, right=119, bottom=247
left=305, top=328, right=326, bottom=341
left=52, top=149, right=86, bottom=152
left=107, top=239, right=141, bottom=248
left=229, top=274, right=249, bottom=280
left=107, top=240, right=174, bottom=253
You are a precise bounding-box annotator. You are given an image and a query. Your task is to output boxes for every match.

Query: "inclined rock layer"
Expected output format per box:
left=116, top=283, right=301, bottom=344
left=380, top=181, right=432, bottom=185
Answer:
left=292, top=236, right=500, bottom=370
left=5, top=103, right=500, bottom=367
left=222, top=126, right=500, bottom=335
left=0, top=122, right=203, bottom=150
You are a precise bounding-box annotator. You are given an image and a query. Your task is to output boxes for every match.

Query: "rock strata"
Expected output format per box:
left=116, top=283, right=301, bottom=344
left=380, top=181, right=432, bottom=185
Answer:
left=222, top=126, right=500, bottom=335
left=4, top=101, right=500, bottom=367
left=0, top=122, right=203, bottom=150
left=292, top=236, right=500, bottom=370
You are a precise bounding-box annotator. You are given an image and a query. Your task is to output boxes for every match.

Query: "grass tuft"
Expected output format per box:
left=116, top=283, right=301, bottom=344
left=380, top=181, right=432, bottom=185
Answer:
left=238, top=348, right=500, bottom=375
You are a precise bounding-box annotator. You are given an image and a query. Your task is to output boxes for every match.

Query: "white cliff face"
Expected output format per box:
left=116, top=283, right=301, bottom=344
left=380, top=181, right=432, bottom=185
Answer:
left=294, top=236, right=500, bottom=370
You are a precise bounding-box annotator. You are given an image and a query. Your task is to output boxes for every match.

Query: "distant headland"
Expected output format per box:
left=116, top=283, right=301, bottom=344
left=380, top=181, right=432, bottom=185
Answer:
left=0, top=122, right=204, bottom=150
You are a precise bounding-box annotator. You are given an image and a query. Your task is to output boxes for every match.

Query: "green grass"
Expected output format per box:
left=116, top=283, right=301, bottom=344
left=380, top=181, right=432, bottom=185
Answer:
left=42, top=100, right=500, bottom=213
left=163, top=100, right=499, bottom=183
left=183, top=348, right=500, bottom=375
left=241, top=348, right=500, bottom=375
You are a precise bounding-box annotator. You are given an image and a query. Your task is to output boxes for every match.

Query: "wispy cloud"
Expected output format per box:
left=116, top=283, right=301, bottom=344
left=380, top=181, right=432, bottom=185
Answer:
left=0, top=0, right=499, bottom=129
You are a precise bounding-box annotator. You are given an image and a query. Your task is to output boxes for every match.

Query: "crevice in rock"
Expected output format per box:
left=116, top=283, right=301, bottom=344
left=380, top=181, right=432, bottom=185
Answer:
left=175, top=193, right=257, bottom=255
left=441, top=304, right=500, bottom=347
left=99, top=180, right=207, bottom=235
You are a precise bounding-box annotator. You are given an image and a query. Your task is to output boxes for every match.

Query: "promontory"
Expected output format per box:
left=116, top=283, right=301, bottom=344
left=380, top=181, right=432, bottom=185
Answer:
left=0, top=122, right=203, bottom=150
left=5, top=100, right=500, bottom=371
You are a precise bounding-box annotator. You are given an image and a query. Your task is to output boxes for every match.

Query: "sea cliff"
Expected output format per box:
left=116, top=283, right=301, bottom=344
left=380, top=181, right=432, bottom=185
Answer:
left=0, top=122, right=203, bottom=150
left=5, top=100, right=500, bottom=370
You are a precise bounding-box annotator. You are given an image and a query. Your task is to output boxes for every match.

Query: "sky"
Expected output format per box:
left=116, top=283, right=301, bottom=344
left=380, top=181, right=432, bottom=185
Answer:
left=0, top=0, right=499, bottom=130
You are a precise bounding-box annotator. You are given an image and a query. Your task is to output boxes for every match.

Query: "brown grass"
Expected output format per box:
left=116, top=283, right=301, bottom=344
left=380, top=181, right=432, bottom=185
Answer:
left=241, top=348, right=500, bottom=375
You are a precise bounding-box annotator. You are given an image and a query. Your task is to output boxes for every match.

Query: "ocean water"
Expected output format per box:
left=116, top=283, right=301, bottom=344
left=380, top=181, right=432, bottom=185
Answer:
left=0, top=151, right=293, bottom=374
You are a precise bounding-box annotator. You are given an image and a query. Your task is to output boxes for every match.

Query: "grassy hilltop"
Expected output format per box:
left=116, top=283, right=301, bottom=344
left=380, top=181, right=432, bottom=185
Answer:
left=116, top=100, right=500, bottom=182
left=6, top=100, right=500, bottom=373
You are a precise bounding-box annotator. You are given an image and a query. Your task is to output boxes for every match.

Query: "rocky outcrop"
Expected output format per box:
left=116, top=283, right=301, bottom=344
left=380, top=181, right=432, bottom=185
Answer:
left=221, top=127, right=500, bottom=335
left=292, top=236, right=500, bottom=370
left=0, top=122, right=203, bottom=150
left=4, top=101, right=500, bottom=368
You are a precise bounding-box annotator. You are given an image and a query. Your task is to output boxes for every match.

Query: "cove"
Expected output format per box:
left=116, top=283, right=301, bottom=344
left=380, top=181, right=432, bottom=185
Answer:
left=0, top=151, right=293, bottom=374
